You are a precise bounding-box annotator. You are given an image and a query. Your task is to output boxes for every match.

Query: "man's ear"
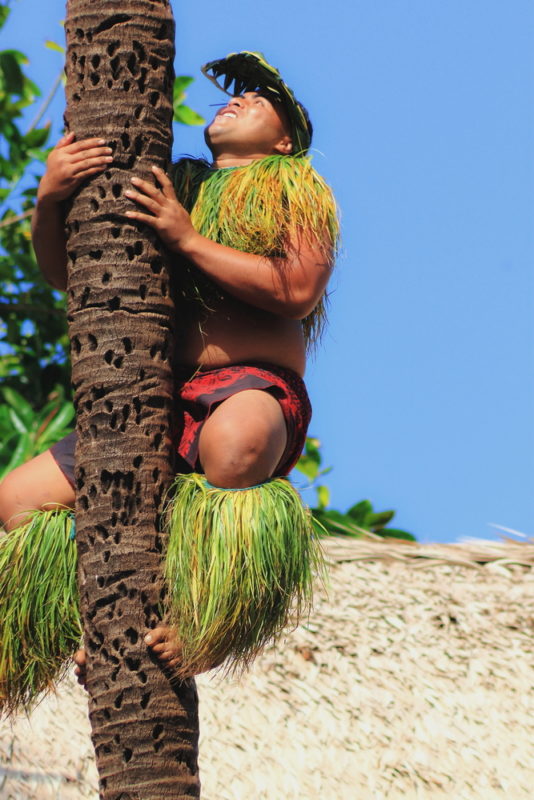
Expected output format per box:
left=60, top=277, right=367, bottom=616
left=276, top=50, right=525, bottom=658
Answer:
left=274, top=136, right=293, bottom=155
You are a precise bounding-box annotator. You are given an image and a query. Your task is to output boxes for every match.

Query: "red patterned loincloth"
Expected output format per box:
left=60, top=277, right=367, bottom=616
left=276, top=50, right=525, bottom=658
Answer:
left=50, top=362, right=311, bottom=487
left=175, top=362, right=311, bottom=476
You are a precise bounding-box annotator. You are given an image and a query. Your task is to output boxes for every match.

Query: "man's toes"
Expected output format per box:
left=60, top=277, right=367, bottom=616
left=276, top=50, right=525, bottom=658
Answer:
left=144, top=626, right=168, bottom=647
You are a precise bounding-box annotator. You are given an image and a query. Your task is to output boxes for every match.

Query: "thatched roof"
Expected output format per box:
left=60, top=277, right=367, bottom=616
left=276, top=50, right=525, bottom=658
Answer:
left=1, top=536, right=533, bottom=799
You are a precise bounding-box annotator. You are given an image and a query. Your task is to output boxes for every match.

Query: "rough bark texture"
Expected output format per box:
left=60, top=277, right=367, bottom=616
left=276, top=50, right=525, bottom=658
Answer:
left=64, top=2, right=200, bottom=797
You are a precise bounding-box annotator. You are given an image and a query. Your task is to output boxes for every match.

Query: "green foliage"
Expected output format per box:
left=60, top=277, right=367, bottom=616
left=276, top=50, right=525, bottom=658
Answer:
left=0, top=385, right=74, bottom=480
left=0, top=2, right=70, bottom=409
left=173, top=76, right=205, bottom=126
left=295, top=438, right=416, bottom=541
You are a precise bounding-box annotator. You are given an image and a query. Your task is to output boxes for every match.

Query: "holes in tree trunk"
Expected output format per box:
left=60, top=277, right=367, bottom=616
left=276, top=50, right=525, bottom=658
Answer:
left=125, top=627, right=139, bottom=645
left=122, top=337, right=132, bottom=353
left=149, top=91, right=159, bottom=107
left=91, top=54, right=100, bottom=69
left=90, top=198, right=99, bottom=212
left=133, top=455, right=142, bottom=467
left=114, top=690, right=125, bottom=709
left=89, top=73, right=100, bottom=86
left=126, top=52, right=137, bottom=74
left=150, top=257, right=163, bottom=274
left=96, top=524, right=110, bottom=540
left=107, top=41, right=119, bottom=57
left=110, top=56, right=121, bottom=80
left=133, top=40, right=146, bottom=62
left=123, top=748, right=133, bottom=764
left=139, top=285, right=147, bottom=300
left=125, top=656, right=140, bottom=672
left=156, top=22, right=169, bottom=40
left=112, top=183, right=122, bottom=198
left=94, top=14, right=132, bottom=35
left=134, top=135, right=143, bottom=156
left=111, top=226, right=120, bottom=238
left=140, top=691, right=151, bottom=709
left=79, top=495, right=89, bottom=510
left=72, top=335, right=81, bottom=354
left=108, top=296, right=121, bottom=311
left=120, top=132, right=130, bottom=150
left=104, top=350, right=113, bottom=364
left=89, top=249, right=102, bottom=260
left=102, top=272, right=111, bottom=284
left=134, top=105, right=143, bottom=120
left=88, top=333, right=97, bottom=350
left=137, top=69, right=148, bottom=94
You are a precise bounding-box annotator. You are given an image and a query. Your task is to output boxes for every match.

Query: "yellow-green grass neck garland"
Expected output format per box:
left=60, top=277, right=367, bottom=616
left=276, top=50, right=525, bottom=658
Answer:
left=172, top=153, right=339, bottom=351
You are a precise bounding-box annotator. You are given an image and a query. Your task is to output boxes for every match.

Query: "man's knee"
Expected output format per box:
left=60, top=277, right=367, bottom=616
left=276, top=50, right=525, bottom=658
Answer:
left=201, top=420, right=267, bottom=487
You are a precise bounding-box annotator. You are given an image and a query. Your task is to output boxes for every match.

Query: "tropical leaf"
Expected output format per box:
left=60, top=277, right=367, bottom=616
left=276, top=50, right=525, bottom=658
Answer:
left=316, top=484, right=330, bottom=510
left=174, top=104, right=205, bottom=126
left=366, top=510, right=396, bottom=530
left=7, top=405, right=27, bottom=434
left=346, top=499, right=373, bottom=525
left=0, top=50, right=25, bottom=95
left=36, top=401, right=74, bottom=446
left=45, top=40, right=65, bottom=54
left=379, top=528, right=416, bottom=542
left=0, top=431, right=32, bottom=479
left=2, top=386, right=35, bottom=427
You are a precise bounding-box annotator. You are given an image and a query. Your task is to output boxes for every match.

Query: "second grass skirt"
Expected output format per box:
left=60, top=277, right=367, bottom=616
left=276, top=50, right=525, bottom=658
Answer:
left=162, top=473, right=325, bottom=678
left=0, top=508, right=81, bottom=716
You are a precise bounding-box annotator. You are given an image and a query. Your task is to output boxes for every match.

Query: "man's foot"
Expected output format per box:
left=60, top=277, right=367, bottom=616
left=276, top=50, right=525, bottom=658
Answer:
left=73, top=626, right=221, bottom=687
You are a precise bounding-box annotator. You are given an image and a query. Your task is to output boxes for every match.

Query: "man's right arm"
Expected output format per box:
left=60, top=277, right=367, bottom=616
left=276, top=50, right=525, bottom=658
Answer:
left=32, top=132, right=113, bottom=291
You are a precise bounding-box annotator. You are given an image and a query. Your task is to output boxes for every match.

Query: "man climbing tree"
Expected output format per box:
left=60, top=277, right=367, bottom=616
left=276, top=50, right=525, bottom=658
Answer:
left=0, top=5, right=339, bottom=798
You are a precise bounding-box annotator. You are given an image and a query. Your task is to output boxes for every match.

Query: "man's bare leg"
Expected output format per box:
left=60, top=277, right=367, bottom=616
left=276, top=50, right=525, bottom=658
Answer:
left=74, top=389, right=287, bottom=685
left=141, top=389, right=287, bottom=677
left=0, top=449, right=75, bottom=533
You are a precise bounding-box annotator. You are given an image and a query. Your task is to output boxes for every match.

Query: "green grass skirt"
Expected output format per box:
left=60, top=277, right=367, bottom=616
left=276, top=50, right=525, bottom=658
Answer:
left=0, top=509, right=81, bottom=716
left=162, top=474, right=326, bottom=678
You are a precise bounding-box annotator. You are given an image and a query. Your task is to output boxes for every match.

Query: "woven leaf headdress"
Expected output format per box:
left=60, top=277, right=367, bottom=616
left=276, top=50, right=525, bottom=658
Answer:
left=201, top=51, right=312, bottom=156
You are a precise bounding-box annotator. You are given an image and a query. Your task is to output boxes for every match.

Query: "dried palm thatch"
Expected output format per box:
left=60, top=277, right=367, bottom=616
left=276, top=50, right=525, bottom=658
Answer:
left=0, top=535, right=532, bottom=799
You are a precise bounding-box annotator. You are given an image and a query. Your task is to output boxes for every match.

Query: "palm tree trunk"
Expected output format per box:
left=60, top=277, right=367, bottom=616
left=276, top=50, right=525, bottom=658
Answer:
left=64, top=2, right=200, bottom=797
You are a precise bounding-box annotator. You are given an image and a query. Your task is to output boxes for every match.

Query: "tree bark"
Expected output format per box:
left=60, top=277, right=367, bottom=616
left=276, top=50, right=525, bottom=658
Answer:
left=64, top=2, right=200, bottom=797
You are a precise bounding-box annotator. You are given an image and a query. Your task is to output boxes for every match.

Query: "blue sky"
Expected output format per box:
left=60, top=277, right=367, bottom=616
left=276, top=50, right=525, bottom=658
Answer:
left=3, top=0, right=533, bottom=542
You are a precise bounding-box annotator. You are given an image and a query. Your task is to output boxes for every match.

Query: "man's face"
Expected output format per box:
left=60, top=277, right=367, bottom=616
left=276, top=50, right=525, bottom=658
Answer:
left=205, top=92, right=292, bottom=159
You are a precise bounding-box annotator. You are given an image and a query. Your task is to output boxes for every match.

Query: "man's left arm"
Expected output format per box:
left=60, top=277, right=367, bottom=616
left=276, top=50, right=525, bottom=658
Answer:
left=124, top=167, right=332, bottom=319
